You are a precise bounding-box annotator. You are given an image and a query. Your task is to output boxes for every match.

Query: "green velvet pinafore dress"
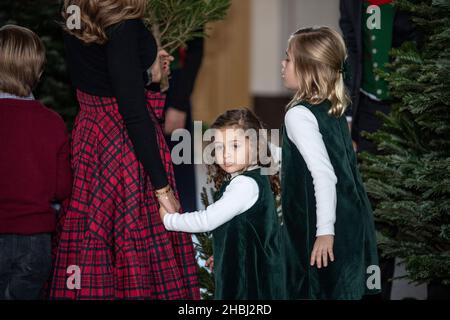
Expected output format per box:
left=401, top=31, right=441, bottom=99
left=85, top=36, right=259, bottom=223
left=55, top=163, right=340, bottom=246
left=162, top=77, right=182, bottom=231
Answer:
left=212, top=168, right=286, bottom=300
left=281, top=100, right=380, bottom=300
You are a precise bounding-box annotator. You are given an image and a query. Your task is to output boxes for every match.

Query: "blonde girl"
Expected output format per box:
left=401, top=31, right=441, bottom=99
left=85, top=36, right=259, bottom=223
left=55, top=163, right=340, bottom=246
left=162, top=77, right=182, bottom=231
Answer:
left=280, top=26, right=380, bottom=300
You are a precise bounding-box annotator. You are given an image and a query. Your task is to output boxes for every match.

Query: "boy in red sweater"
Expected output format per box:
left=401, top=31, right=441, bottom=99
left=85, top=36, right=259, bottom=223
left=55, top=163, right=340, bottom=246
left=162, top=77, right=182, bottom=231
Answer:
left=0, top=25, right=72, bottom=300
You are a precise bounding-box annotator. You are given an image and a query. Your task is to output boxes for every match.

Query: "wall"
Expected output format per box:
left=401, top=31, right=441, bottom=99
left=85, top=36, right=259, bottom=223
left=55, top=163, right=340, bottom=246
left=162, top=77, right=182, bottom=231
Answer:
left=250, top=0, right=341, bottom=128
left=191, top=0, right=340, bottom=126
left=191, top=0, right=251, bottom=124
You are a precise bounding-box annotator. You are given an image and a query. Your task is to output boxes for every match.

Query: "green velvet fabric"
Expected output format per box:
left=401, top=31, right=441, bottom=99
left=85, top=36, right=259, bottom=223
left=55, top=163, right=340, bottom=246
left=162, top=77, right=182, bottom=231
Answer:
left=212, top=168, right=286, bottom=300
left=281, top=100, right=380, bottom=300
left=361, top=1, right=395, bottom=100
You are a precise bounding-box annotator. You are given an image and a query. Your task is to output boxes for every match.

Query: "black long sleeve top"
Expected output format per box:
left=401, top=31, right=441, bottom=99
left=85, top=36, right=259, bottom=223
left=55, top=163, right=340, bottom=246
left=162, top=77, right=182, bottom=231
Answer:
left=63, top=18, right=168, bottom=189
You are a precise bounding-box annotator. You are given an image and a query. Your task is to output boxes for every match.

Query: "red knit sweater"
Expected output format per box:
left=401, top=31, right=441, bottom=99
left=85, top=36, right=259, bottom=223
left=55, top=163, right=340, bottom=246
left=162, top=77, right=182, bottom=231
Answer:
left=0, top=98, right=72, bottom=234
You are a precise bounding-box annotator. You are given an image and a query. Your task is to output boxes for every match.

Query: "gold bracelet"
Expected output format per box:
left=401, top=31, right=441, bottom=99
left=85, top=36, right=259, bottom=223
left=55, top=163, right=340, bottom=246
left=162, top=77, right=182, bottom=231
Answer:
left=155, top=186, right=172, bottom=199
left=156, top=190, right=171, bottom=198
left=156, top=193, right=171, bottom=201
left=155, top=185, right=171, bottom=195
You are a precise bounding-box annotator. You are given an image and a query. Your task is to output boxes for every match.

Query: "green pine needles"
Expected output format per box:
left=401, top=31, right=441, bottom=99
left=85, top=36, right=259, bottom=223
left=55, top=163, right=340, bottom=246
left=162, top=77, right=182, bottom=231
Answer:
left=145, top=0, right=231, bottom=53
left=360, top=0, right=450, bottom=286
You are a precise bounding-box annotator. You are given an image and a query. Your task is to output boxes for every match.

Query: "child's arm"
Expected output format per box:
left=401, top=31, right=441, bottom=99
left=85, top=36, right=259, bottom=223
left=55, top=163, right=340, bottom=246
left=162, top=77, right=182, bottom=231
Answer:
left=285, top=106, right=337, bottom=268
left=285, top=106, right=337, bottom=236
left=160, top=176, right=259, bottom=233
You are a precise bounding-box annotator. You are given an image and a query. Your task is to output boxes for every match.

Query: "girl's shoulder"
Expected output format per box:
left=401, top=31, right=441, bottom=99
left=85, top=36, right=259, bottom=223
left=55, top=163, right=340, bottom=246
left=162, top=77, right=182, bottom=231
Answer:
left=215, top=174, right=260, bottom=205
left=231, top=171, right=260, bottom=188
left=284, top=104, right=319, bottom=129
left=290, top=99, right=331, bottom=112
left=217, top=171, right=260, bottom=195
left=240, top=169, right=274, bottom=197
left=229, top=170, right=263, bottom=193
left=285, top=100, right=336, bottom=128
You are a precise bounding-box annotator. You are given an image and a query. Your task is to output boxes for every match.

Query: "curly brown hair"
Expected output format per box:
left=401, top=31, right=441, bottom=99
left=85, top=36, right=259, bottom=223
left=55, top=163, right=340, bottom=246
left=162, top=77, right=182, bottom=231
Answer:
left=62, top=0, right=147, bottom=44
left=207, top=108, right=281, bottom=197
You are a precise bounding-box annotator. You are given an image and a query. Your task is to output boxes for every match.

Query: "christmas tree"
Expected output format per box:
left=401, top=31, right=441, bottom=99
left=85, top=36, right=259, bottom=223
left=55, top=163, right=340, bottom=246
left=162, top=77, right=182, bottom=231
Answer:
left=145, top=0, right=231, bottom=53
left=144, top=0, right=231, bottom=90
left=195, top=186, right=216, bottom=300
left=360, top=0, right=450, bottom=287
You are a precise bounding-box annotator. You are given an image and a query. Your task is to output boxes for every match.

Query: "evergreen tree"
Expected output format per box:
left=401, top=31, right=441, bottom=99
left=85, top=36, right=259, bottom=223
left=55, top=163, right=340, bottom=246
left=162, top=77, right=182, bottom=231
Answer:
left=195, top=186, right=216, bottom=300
left=360, top=0, right=450, bottom=286
left=145, top=0, right=231, bottom=53
left=145, top=0, right=231, bottom=90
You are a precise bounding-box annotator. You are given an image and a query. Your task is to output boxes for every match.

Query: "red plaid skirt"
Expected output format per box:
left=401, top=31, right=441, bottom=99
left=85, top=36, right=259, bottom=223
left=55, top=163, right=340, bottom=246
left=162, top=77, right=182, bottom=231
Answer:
left=48, top=90, right=199, bottom=300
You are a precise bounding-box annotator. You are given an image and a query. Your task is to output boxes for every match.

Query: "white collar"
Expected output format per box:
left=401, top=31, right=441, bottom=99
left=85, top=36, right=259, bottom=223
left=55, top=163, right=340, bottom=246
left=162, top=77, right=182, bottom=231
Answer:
left=0, top=91, right=35, bottom=100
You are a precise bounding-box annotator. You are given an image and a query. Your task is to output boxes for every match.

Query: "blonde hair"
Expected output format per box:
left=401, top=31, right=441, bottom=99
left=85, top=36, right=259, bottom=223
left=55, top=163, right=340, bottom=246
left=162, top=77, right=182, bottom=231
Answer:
left=0, top=25, right=46, bottom=97
left=287, top=26, right=350, bottom=117
left=62, top=0, right=147, bottom=44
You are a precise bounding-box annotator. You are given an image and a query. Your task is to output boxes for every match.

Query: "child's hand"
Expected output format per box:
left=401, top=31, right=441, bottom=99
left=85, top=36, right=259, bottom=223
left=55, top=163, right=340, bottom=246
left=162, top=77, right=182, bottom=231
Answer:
left=310, top=235, right=334, bottom=268
left=159, top=206, right=168, bottom=222
left=205, top=256, right=214, bottom=272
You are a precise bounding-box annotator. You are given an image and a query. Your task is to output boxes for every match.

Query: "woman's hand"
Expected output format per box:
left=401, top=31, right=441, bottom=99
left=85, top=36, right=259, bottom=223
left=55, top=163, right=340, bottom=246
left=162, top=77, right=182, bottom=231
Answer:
left=310, top=235, right=335, bottom=268
left=150, top=49, right=174, bottom=83
left=205, top=256, right=214, bottom=272
left=156, top=185, right=181, bottom=214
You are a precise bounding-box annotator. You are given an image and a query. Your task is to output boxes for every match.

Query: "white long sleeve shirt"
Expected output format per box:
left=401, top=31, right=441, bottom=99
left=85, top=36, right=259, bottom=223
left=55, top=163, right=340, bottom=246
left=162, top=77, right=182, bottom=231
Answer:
left=284, top=105, right=337, bottom=236
left=164, top=171, right=259, bottom=233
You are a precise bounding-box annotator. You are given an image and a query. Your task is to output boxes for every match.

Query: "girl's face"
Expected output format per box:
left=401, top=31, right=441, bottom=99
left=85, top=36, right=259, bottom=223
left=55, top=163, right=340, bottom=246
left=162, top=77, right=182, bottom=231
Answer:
left=281, top=48, right=298, bottom=90
left=214, top=127, right=254, bottom=174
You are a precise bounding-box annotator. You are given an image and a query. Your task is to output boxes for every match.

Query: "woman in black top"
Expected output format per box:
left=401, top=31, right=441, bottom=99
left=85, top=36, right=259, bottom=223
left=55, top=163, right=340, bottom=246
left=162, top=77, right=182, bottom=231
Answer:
left=49, top=0, right=199, bottom=299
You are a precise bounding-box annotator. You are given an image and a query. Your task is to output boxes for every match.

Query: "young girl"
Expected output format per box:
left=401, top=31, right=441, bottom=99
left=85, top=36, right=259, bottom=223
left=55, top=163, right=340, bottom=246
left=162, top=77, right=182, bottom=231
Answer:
left=160, top=109, right=286, bottom=300
left=280, top=26, right=380, bottom=299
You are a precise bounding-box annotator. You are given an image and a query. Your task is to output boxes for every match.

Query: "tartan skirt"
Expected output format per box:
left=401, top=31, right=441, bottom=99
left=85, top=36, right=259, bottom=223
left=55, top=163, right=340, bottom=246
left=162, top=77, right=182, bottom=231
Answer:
left=48, top=89, right=200, bottom=299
